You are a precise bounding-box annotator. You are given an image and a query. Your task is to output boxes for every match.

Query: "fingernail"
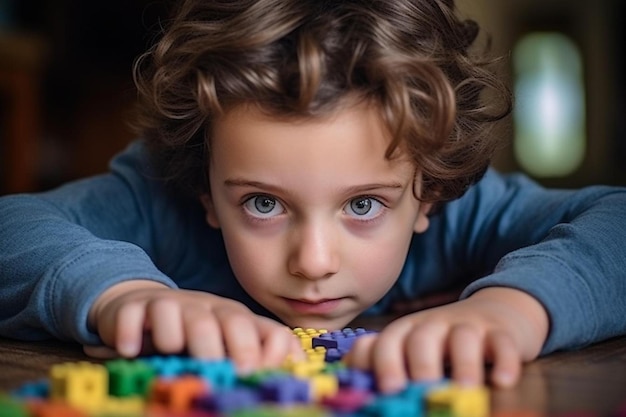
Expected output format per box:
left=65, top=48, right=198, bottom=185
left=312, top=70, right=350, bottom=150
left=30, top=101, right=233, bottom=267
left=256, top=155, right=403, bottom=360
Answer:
left=494, top=370, right=515, bottom=387
left=118, top=342, right=138, bottom=357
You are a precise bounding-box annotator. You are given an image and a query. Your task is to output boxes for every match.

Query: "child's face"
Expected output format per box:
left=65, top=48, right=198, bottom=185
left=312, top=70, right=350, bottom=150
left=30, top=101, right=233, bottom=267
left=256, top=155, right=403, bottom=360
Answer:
left=200, top=100, right=431, bottom=330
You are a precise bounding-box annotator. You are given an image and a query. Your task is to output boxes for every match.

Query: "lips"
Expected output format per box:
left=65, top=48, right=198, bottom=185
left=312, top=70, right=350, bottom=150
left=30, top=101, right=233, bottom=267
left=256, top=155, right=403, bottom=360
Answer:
left=284, top=297, right=343, bottom=315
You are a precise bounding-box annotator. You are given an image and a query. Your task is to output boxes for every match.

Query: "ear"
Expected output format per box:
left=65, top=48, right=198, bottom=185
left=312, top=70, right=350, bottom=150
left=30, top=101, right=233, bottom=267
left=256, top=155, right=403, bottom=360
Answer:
left=199, top=193, right=220, bottom=229
left=413, top=202, right=432, bottom=234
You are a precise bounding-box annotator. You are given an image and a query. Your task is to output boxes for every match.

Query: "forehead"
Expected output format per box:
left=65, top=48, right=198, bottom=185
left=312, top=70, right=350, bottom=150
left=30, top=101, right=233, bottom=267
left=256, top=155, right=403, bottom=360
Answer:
left=208, top=100, right=416, bottom=190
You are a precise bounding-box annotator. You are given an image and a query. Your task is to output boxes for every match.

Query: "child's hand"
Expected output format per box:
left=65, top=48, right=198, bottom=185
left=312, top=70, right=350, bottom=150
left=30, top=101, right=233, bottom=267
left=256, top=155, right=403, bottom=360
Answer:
left=344, top=287, right=549, bottom=392
left=85, top=280, right=304, bottom=373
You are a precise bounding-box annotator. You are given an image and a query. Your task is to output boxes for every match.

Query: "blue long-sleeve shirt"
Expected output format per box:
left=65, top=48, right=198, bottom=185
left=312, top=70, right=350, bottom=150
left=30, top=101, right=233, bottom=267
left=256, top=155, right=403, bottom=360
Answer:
left=1, top=140, right=625, bottom=355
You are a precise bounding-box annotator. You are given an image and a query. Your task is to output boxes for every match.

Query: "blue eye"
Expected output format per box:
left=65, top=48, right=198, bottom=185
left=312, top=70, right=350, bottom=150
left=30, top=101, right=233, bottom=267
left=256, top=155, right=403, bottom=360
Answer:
left=243, top=195, right=284, bottom=218
left=345, top=197, right=384, bottom=220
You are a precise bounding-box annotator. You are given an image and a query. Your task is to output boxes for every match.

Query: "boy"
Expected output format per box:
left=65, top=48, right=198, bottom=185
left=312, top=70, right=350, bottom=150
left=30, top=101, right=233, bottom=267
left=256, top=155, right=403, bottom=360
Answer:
left=1, top=0, right=625, bottom=394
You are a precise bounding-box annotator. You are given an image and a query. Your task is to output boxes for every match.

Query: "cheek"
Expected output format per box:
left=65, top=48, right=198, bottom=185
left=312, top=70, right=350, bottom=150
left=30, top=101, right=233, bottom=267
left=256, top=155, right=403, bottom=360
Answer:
left=349, top=229, right=413, bottom=301
left=220, top=232, right=278, bottom=292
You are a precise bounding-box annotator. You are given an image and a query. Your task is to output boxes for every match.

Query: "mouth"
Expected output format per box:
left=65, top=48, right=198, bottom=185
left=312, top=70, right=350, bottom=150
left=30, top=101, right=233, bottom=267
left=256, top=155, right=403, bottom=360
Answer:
left=283, top=297, right=344, bottom=315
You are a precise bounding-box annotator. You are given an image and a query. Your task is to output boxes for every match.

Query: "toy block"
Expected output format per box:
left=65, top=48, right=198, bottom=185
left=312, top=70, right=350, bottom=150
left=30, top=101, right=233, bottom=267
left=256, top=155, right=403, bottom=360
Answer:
left=195, top=387, right=260, bottom=414
left=361, top=394, right=422, bottom=417
left=10, top=380, right=49, bottom=400
left=150, top=375, right=209, bottom=413
left=312, top=327, right=376, bottom=354
left=92, top=395, right=144, bottom=416
left=262, top=405, right=332, bottom=417
left=259, top=375, right=309, bottom=405
left=49, top=361, right=108, bottom=412
left=304, top=346, right=327, bottom=364
left=229, top=406, right=281, bottom=417
left=186, top=359, right=237, bottom=389
left=239, top=369, right=289, bottom=387
left=27, top=400, right=88, bottom=417
left=321, top=387, right=373, bottom=413
left=105, top=359, right=155, bottom=397
left=0, top=395, right=29, bottom=417
left=308, top=373, right=339, bottom=402
left=145, top=403, right=218, bottom=417
left=426, top=384, right=489, bottom=417
left=142, top=356, right=186, bottom=378
left=293, top=328, right=328, bottom=350
left=287, top=359, right=325, bottom=379
left=334, top=368, right=375, bottom=391
left=323, top=347, right=345, bottom=362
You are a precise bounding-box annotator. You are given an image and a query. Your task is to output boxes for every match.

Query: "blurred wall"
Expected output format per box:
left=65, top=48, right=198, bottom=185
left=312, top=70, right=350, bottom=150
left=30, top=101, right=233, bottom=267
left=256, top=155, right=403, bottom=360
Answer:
left=459, top=0, right=624, bottom=188
left=0, top=0, right=623, bottom=195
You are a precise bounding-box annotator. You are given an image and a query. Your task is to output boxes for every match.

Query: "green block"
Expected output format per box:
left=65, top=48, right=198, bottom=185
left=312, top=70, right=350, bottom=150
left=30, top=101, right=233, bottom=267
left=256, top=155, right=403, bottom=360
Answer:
left=105, top=359, right=155, bottom=397
left=0, top=395, right=29, bottom=417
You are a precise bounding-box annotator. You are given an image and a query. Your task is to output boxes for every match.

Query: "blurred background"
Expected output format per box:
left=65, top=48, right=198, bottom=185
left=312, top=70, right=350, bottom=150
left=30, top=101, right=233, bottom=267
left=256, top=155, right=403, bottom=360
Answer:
left=0, top=0, right=624, bottom=195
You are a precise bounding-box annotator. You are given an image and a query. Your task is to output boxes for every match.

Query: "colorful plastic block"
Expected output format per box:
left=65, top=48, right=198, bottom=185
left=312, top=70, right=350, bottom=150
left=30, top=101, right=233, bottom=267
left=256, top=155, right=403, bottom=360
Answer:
left=95, top=395, right=145, bottom=416
left=308, top=373, right=339, bottom=402
left=427, top=384, right=489, bottom=417
left=362, top=394, right=423, bottom=417
left=259, top=375, right=309, bottom=404
left=334, top=368, right=375, bottom=391
left=187, top=359, right=237, bottom=389
left=321, top=387, right=373, bottom=412
left=28, top=401, right=88, bottom=417
left=105, top=359, right=155, bottom=397
left=49, top=361, right=108, bottom=412
left=0, top=395, right=29, bottom=417
left=195, top=386, right=260, bottom=413
left=150, top=375, right=209, bottom=413
left=10, top=380, right=49, bottom=400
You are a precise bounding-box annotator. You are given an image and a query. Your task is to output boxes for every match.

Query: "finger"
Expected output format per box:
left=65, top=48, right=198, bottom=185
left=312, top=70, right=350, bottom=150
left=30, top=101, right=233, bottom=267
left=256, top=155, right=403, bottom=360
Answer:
left=342, top=333, right=377, bottom=370
left=405, top=320, right=447, bottom=383
left=256, top=319, right=303, bottom=368
left=372, top=323, right=415, bottom=394
left=183, top=307, right=225, bottom=360
left=147, top=298, right=185, bottom=354
left=114, top=301, right=147, bottom=357
left=83, top=345, right=119, bottom=359
left=219, top=311, right=262, bottom=374
left=486, top=330, right=521, bottom=388
left=448, top=323, right=484, bottom=386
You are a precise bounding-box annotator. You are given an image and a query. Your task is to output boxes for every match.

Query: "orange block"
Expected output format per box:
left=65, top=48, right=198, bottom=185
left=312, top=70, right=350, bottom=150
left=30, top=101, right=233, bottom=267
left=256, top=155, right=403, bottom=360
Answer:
left=150, top=376, right=210, bottom=413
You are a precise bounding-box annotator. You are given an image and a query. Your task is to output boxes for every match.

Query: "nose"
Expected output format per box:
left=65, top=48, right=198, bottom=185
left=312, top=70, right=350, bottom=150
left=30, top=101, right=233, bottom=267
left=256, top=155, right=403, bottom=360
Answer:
left=288, top=220, right=340, bottom=280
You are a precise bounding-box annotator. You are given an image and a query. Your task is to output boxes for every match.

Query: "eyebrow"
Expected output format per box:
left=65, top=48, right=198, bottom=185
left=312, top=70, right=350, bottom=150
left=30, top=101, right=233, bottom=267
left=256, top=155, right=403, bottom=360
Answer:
left=223, top=178, right=406, bottom=194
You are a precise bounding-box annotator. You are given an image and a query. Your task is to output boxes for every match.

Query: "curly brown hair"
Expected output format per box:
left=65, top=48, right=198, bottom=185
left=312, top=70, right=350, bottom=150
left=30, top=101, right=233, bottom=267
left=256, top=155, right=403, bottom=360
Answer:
left=132, top=0, right=511, bottom=203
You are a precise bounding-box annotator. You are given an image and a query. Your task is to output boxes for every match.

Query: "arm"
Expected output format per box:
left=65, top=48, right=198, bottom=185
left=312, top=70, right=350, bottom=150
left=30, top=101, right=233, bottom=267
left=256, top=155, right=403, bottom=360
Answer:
left=0, top=142, right=176, bottom=344
left=455, top=170, right=626, bottom=354
left=0, top=141, right=301, bottom=370
left=346, top=169, right=626, bottom=390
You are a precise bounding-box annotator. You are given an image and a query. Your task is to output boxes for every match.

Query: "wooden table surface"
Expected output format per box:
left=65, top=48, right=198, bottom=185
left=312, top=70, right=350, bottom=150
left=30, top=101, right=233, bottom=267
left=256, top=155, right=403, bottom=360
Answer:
left=1, top=328, right=626, bottom=416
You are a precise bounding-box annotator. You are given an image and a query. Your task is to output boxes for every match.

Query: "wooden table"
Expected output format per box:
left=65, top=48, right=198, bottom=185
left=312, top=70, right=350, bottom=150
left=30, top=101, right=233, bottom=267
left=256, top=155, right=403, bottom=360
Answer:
left=1, top=332, right=626, bottom=416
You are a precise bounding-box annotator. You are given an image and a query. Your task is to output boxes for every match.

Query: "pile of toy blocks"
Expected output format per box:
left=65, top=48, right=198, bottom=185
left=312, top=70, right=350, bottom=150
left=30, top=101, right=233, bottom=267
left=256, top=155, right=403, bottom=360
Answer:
left=0, top=327, right=489, bottom=417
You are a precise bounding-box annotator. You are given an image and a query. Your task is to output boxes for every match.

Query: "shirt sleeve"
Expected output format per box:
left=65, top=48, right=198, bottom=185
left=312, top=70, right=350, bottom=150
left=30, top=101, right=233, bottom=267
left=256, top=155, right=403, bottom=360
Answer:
left=455, top=169, right=626, bottom=354
left=0, top=141, right=179, bottom=345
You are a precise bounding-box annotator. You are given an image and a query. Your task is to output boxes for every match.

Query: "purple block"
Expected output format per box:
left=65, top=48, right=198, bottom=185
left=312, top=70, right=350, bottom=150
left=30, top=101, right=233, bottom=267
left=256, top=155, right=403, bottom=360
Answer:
left=259, top=375, right=310, bottom=405
left=325, top=348, right=344, bottom=362
left=312, top=327, right=377, bottom=354
left=195, top=387, right=260, bottom=413
left=335, top=368, right=375, bottom=391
